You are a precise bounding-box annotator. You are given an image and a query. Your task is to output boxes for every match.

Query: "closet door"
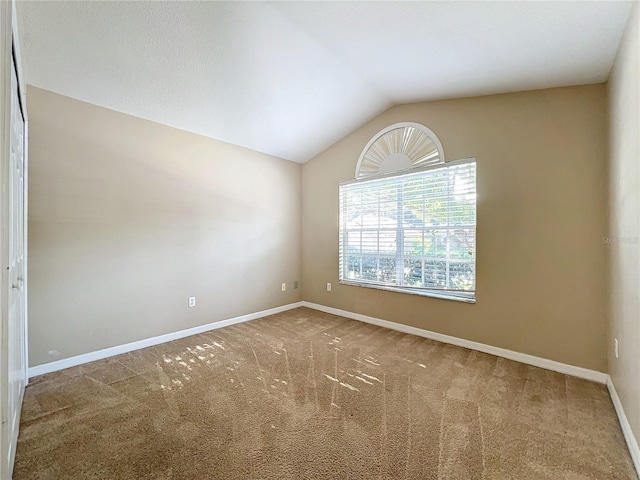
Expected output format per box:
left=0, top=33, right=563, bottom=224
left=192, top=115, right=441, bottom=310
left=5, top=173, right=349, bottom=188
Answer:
left=2, top=51, right=27, bottom=478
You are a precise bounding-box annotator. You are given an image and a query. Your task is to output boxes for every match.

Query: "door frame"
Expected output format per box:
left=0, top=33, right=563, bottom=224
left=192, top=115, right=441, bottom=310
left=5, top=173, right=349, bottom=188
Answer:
left=11, top=0, right=28, bottom=378
left=0, top=0, right=28, bottom=477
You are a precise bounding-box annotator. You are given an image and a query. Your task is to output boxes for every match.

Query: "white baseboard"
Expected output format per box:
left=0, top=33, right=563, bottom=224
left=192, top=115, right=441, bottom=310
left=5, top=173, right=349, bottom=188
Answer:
left=607, top=377, right=640, bottom=476
left=32, top=300, right=608, bottom=385
left=304, top=301, right=639, bottom=473
left=301, top=301, right=608, bottom=384
left=28, top=302, right=303, bottom=378
left=28, top=299, right=637, bottom=476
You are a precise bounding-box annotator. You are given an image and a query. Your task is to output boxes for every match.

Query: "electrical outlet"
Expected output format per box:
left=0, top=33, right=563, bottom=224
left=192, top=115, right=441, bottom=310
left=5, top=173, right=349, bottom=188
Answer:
left=294, top=281, right=299, bottom=289
left=281, top=283, right=287, bottom=292
left=327, top=282, right=332, bottom=291
left=614, top=338, right=619, bottom=359
left=188, top=296, right=196, bottom=308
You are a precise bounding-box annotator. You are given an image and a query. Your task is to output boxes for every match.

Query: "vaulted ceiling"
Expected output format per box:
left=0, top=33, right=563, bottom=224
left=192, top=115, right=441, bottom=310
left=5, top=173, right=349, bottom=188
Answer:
left=17, top=1, right=634, bottom=163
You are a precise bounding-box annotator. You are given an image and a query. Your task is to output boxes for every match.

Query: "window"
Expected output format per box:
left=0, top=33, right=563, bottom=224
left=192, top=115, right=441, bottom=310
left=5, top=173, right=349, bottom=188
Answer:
left=339, top=159, right=477, bottom=302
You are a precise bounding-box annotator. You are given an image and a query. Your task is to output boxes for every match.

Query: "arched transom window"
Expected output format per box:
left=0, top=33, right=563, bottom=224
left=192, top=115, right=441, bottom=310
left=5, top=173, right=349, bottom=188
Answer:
left=340, top=123, right=477, bottom=303
left=355, top=122, right=445, bottom=179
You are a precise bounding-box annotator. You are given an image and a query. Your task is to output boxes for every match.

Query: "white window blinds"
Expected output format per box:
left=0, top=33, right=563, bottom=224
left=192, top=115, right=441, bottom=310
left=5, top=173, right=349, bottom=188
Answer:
left=339, top=159, right=477, bottom=302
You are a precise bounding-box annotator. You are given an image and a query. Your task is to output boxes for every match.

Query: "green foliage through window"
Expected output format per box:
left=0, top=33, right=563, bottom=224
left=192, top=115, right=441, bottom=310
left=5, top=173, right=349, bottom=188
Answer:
left=339, top=160, right=476, bottom=301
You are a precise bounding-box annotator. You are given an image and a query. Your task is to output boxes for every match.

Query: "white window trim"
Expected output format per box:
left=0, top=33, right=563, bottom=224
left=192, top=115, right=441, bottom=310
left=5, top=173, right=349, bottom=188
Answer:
left=343, top=156, right=474, bottom=188
left=339, top=157, right=477, bottom=304
left=339, top=279, right=476, bottom=303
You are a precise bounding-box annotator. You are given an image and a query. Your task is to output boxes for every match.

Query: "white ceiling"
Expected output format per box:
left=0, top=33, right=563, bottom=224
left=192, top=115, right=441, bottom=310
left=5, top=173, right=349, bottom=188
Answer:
left=17, top=1, right=634, bottom=163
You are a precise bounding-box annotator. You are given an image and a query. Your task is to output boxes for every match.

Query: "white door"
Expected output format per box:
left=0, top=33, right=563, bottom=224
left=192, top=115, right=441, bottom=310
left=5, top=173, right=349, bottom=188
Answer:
left=4, top=55, right=27, bottom=475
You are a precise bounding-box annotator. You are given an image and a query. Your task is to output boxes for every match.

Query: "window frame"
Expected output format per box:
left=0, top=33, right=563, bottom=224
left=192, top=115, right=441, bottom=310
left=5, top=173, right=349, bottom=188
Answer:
left=339, top=157, right=477, bottom=304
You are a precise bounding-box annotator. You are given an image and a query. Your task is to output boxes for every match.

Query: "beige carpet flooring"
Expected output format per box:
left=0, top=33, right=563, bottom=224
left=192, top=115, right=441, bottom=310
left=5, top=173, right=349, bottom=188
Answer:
left=15, top=307, right=637, bottom=479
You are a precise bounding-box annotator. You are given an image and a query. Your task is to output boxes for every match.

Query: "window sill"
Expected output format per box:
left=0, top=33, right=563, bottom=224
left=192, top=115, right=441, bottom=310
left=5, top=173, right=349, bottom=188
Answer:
left=339, top=280, right=476, bottom=304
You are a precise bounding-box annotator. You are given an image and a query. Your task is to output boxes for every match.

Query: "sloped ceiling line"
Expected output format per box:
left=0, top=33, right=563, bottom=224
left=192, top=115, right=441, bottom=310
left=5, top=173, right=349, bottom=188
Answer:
left=18, top=1, right=634, bottom=163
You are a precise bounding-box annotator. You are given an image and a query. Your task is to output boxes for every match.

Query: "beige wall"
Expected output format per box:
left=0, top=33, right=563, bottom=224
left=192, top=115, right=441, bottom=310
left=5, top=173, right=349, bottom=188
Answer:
left=608, top=2, right=640, bottom=447
left=27, top=77, right=615, bottom=375
left=302, top=85, right=609, bottom=372
left=27, top=87, right=302, bottom=367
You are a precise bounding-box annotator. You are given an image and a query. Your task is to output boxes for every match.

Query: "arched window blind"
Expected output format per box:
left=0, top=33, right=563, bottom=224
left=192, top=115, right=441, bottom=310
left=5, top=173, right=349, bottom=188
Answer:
left=340, top=124, right=476, bottom=302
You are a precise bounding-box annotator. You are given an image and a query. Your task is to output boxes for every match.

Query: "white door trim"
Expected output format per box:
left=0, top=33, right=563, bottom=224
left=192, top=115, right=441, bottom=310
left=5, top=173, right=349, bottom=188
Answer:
left=0, top=4, right=12, bottom=478
left=11, top=0, right=28, bottom=389
left=0, top=2, right=28, bottom=477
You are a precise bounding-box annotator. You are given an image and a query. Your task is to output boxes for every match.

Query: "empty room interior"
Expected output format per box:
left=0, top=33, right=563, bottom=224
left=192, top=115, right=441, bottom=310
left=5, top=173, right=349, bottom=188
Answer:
left=0, top=0, right=639, bottom=478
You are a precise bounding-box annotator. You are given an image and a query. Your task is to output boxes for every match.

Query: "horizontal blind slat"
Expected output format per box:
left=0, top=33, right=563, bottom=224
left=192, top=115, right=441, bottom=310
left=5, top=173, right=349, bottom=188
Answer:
left=340, top=161, right=476, bottom=295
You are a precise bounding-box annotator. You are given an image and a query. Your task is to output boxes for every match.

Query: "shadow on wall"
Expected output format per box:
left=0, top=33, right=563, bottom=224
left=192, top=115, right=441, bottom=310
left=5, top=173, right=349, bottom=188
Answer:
left=27, top=87, right=302, bottom=366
